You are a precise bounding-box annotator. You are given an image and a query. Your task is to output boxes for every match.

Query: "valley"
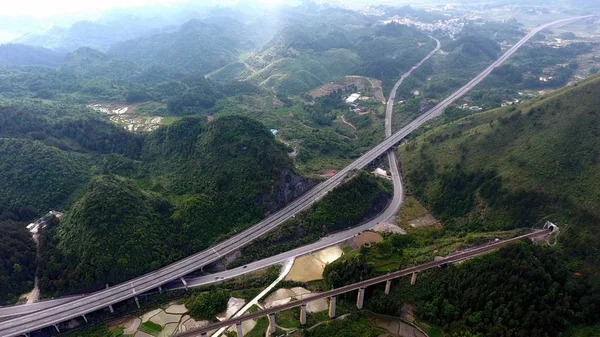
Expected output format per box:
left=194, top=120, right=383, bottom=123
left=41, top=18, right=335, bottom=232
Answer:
left=0, top=1, right=599, bottom=337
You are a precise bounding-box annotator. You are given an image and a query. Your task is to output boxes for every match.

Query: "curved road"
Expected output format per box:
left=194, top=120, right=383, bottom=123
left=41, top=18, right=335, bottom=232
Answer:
left=186, top=228, right=552, bottom=336
left=0, top=32, right=441, bottom=324
left=0, top=16, right=591, bottom=337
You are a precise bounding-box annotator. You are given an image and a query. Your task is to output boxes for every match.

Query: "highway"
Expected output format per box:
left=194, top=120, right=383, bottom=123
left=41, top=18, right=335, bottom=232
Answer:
left=0, top=31, right=438, bottom=323
left=182, top=228, right=552, bottom=336
left=0, top=16, right=590, bottom=337
left=385, top=36, right=441, bottom=138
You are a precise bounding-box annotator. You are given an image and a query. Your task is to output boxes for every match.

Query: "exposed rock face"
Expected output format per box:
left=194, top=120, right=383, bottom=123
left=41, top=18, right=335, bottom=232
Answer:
left=262, top=168, right=317, bottom=213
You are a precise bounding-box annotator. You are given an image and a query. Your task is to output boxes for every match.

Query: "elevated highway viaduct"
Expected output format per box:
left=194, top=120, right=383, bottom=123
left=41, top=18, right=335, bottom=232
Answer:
left=0, top=15, right=591, bottom=337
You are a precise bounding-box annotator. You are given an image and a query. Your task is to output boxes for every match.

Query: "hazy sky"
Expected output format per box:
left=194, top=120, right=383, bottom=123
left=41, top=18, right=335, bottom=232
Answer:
left=2, top=0, right=285, bottom=17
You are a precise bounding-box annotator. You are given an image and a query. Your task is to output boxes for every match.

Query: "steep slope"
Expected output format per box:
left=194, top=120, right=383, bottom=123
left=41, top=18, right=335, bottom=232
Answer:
left=37, top=115, right=314, bottom=294
left=14, top=20, right=165, bottom=53
left=400, top=74, right=600, bottom=229
left=144, top=115, right=314, bottom=225
left=0, top=43, right=63, bottom=67
left=0, top=217, right=36, bottom=304
left=109, top=19, right=255, bottom=75
left=236, top=22, right=432, bottom=94
left=56, top=175, right=175, bottom=290
left=0, top=138, right=90, bottom=212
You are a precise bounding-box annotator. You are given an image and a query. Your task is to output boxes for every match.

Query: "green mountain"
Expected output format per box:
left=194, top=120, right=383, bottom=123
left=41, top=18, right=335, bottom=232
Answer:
left=14, top=19, right=168, bottom=53
left=108, top=18, right=256, bottom=75
left=0, top=43, right=63, bottom=67
left=0, top=138, right=90, bottom=212
left=215, top=21, right=433, bottom=94
left=57, top=175, right=175, bottom=288
left=0, top=215, right=36, bottom=304
left=400, top=74, right=600, bottom=229
left=31, top=114, right=313, bottom=294
left=399, top=74, right=600, bottom=290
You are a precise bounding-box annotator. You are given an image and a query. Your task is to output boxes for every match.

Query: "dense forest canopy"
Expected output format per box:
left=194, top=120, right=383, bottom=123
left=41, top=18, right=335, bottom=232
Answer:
left=0, top=4, right=599, bottom=337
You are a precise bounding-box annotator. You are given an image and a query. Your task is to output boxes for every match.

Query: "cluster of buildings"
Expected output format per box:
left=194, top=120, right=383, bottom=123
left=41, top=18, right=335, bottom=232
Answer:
left=345, top=92, right=373, bottom=114
left=383, top=17, right=464, bottom=38
left=459, top=103, right=483, bottom=112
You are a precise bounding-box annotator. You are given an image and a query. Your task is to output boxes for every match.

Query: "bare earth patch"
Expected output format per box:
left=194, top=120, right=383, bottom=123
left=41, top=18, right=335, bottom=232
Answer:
left=216, top=297, right=246, bottom=320
left=263, top=289, right=295, bottom=308
left=352, top=232, right=384, bottom=248
left=150, top=310, right=180, bottom=326
left=372, top=221, right=407, bottom=234
left=123, top=317, right=141, bottom=335
left=409, top=214, right=441, bottom=228
left=397, top=196, right=442, bottom=229
left=305, top=294, right=328, bottom=313
left=141, top=309, right=161, bottom=323
left=286, top=246, right=343, bottom=282
left=177, top=316, right=209, bottom=333
left=165, top=304, right=188, bottom=315
left=227, top=319, right=257, bottom=335
left=160, top=322, right=179, bottom=337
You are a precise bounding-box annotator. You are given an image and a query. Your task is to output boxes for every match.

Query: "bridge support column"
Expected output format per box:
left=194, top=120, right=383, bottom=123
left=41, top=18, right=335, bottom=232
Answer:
left=385, top=279, right=392, bottom=295
left=236, top=322, right=244, bottom=337
left=82, top=314, right=88, bottom=323
left=54, top=324, right=60, bottom=333
left=134, top=296, right=140, bottom=309
left=356, top=287, right=365, bottom=309
left=180, top=277, right=188, bottom=289
left=268, top=313, right=277, bottom=335
left=410, top=272, right=417, bottom=286
left=23, top=333, right=30, bottom=337
left=158, top=286, right=163, bottom=294
left=328, top=296, right=337, bottom=318
left=300, top=304, right=307, bottom=325
left=108, top=304, right=114, bottom=313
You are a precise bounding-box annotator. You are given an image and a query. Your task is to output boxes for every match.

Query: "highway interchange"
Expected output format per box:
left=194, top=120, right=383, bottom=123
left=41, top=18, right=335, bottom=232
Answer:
left=0, top=15, right=592, bottom=337
left=186, top=228, right=552, bottom=336
left=0, top=32, right=442, bottom=325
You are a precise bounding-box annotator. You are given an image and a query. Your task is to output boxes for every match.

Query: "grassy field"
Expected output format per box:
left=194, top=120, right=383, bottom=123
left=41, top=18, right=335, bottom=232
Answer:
left=138, top=321, right=162, bottom=336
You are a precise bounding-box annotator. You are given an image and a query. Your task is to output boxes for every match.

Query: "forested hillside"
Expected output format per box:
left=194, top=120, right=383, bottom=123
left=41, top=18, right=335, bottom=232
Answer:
left=379, top=74, right=600, bottom=336
left=0, top=44, right=63, bottom=67
left=29, top=115, right=313, bottom=295
left=109, top=19, right=255, bottom=75
left=400, top=74, right=600, bottom=229
left=0, top=210, right=36, bottom=304
left=221, top=21, right=434, bottom=94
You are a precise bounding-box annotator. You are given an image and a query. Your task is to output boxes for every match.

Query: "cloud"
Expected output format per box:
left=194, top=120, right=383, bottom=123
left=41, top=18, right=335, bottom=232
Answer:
left=1, top=0, right=184, bottom=17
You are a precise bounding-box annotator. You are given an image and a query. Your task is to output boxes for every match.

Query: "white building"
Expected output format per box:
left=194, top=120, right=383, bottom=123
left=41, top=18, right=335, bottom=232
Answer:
left=346, top=93, right=361, bottom=104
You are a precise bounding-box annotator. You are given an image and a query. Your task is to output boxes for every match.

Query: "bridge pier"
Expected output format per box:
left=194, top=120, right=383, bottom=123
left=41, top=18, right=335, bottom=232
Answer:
left=410, top=272, right=417, bottom=286
left=158, top=286, right=163, bottom=294
left=236, top=322, right=244, bottom=337
left=385, top=279, right=392, bottom=295
left=356, top=287, right=365, bottom=309
left=108, top=304, right=114, bottom=313
left=82, top=314, right=88, bottom=323
left=134, top=296, right=140, bottom=309
left=328, top=296, right=337, bottom=318
left=23, top=333, right=30, bottom=337
left=180, top=277, right=188, bottom=289
left=268, top=313, right=277, bottom=335
left=54, top=324, right=60, bottom=333
left=300, top=304, right=307, bottom=325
